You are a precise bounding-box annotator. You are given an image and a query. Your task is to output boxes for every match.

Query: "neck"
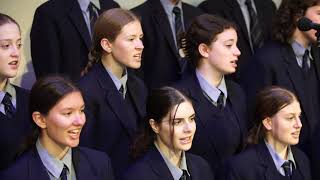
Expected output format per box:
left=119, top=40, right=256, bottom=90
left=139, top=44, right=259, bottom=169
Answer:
left=170, top=0, right=179, bottom=5
left=266, top=135, right=289, bottom=160
left=0, top=78, right=8, bottom=91
left=197, top=62, right=223, bottom=87
left=292, top=28, right=310, bottom=48
left=40, top=133, right=70, bottom=160
left=155, top=140, right=182, bottom=167
left=101, top=54, right=124, bottom=79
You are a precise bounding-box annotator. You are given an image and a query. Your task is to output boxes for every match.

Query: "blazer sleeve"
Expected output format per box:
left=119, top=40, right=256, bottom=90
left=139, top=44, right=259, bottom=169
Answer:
left=31, top=6, right=61, bottom=78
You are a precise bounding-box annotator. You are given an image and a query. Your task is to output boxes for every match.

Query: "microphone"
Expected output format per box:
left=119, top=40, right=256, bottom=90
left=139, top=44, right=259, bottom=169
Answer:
left=297, top=17, right=320, bottom=31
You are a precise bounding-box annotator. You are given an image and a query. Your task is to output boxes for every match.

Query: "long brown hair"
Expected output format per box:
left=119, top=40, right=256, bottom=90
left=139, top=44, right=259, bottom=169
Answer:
left=82, top=8, right=139, bottom=75
left=247, top=86, right=298, bottom=145
left=131, top=87, right=192, bottom=159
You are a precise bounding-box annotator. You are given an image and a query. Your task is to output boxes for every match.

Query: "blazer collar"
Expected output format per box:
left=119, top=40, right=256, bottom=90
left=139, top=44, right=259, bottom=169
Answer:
left=93, top=63, right=141, bottom=137
left=68, top=0, right=91, bottom=49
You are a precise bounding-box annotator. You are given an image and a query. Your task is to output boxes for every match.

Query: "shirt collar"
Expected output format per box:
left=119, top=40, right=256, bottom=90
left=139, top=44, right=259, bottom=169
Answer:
left=104, top=65, right=128, bottom=92
left=0, top=80, right=16, bottom=106
left=36, top=139, right=73, bottom=179
left=196, top=70, right=228, bottom=101
left=265, top=140, right=296, bottom=173
left=154, top=142, right=190, bottom=180
left=160, top=0, right=182, bottom=16
left=291, top=40, right=313, bottom=60
left=77, top=0, right=100, bottom=12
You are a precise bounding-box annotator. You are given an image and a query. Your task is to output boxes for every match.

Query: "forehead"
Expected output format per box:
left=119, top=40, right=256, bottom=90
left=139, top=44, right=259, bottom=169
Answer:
left=118, top=20, right=142, bottom=36
left=276, top=101, right=301, bottom=115
left=0, top=23, right=20, bottom=41
left=53, top=91, right=84, bottom=109
left=171, top=101, right=194, bottom=118
left=213, top=28, right=237, bottom=42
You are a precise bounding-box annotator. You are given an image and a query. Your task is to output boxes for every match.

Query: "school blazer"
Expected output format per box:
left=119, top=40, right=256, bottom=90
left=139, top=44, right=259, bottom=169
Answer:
left=217, top=142, right=311, bottom=180
left=31, top=0, right=119, bottom=81
left=78, top=63, right=147, bottom=176
left=174, top=72, right=248, bottom=172
left=0, top=146, right=115, bottom=180
left=132, top=0, right=203, bottom=89
left=122, top=146, right=214, bottom=180
left=0, top=85, right=31, bottom=170
left=240, top=42, right=320, bottom=152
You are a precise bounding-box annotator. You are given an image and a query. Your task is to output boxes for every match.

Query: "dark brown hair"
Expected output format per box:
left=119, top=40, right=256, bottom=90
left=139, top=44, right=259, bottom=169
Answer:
left=22, top=76, right=81, bottom=152
left=272, top=0, right=320, bottom=43
left=247, top=86, right=298, bottom=145
left=131, top=87, right=192, bottom=159
left=82, top=8, right=139, bottom=75
left=184, top=14, right=236, bottom=67
left=0, top=13, right=20, bottom=32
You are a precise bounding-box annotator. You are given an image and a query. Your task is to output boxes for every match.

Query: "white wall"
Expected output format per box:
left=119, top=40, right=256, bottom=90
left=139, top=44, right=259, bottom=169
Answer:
left=0, top=0, right=282, bottom=89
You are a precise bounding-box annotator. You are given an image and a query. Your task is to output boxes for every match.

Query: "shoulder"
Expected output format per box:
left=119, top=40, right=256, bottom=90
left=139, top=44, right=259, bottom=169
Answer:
left=76, top=147, right=112, bottom=168
left=34, top=0, right=70, bottom=18
left=122, top=153, right=154, bottom=179
left=186, top=153, right=211, bottom=170
left=0, top=150, right=34, bottom=179
left=182, top=2, right=203, bottom=15
left=131, top=1, right=152, bottom=16
left=13, top=85, right=30, bottom=98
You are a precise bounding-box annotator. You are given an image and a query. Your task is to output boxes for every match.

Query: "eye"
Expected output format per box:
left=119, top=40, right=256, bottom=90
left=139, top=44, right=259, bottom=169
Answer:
left=190, top=116, right=195, bottom=122
left=0, top=44, right=10, bottom=49
left=173, top=119, right=182, bottom=125
left=17, top=42, right=22, bottom=49
left=62, top=111, right=72, bottom=116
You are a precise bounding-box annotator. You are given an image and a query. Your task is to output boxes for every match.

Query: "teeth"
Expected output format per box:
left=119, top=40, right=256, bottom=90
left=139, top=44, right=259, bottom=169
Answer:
left=69, top=129, right=80, bottom=134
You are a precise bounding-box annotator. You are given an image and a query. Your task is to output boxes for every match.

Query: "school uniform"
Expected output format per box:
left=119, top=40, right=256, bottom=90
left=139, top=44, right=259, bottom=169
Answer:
left=0, top=145, right=114, bottom=180
left=217, top=142, right=311, bottom=180
left=78, top=62, right=147, bottom=177
left=122, top=145, right=214, bottom=180
left=174, top=70, right=247, bottom=173
left=0, top=83, right=31, bottom=169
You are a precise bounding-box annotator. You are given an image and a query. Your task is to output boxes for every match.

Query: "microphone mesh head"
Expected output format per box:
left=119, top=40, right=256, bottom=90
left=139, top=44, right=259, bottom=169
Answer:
left=297, top=17, right=312, bottom=31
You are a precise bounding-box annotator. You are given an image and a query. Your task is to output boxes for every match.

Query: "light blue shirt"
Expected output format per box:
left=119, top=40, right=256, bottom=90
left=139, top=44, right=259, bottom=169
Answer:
left=265, top=140, right=296, bottom=176
left=77, top=0, right=100, bottom=36
left=0, top=80, right=16, bottom=115
left=36, top=139, right=76, bottom=180
left=196, top=70, right=227, bottom=107
left=159, top=0, right=185, bottom=48
left=154, top=142, right=189, bottom=180
left=291, top=40, right=312, bottom=68
left=104, top=66, right=128, bottom=98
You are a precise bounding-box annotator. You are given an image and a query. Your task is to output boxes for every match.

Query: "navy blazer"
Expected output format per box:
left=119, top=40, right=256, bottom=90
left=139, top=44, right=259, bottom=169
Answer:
left=122, top=146, right=214, bottom=180
left=199, top=0, right=276, bottom=81
left=240, top=42, right=320, bottom=152
left=132, top=0, right=203, bottom=89
left=31, top=0, right=119, bottom=81
left=0, top=146, right=114, bottom=180
left=217, top=142, right=311, bottom=180
left=0, top=86, right=31, bottom=169
left=78, top=63, right=147, bottom=177
left=174, top=72, right=247, bottom=173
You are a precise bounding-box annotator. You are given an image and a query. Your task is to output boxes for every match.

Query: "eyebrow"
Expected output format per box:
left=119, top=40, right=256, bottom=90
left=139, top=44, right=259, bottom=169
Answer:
left=173, top=113, right=195, bottom=120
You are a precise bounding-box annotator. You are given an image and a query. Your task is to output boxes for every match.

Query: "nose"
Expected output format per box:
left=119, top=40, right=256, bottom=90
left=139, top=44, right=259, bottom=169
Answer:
left=11, top=45, right=20, bottom=57
left=233, top=46, right=241, bottom=56
left=183, top=121, right=195, bottom=133
left=294, top=117, right=302, bottom=128
left=136, top=39, right=144, bottom=50
left=73, top=113, right=86, bottom=126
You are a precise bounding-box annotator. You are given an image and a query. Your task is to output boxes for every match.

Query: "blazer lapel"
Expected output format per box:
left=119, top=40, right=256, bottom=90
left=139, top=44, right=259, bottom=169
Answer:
left=126, top=74, right=146, bottom=119
left=225, top=81, right=246, bottom=144
left=291, top=147, right=310, bottom=180
left=255, top=143, right=279, bottom=180
left=282, top=45, right=312, bottom=126
left=147, top=147, right=174, bottom=180
left=311, top=46, right=320, bottom=82
left=185, top=74, right=223, bottom=157
left=224, top=0, right=251, bottom=47
left=68, top=0, right=91, bottom=49
left=150, top=0, right=179, bottom=60
left=72, top=148, right=100, bottom=180
left=94, top=64, right=136, bottom=137
left=28, top=148, right=51, bottom=180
